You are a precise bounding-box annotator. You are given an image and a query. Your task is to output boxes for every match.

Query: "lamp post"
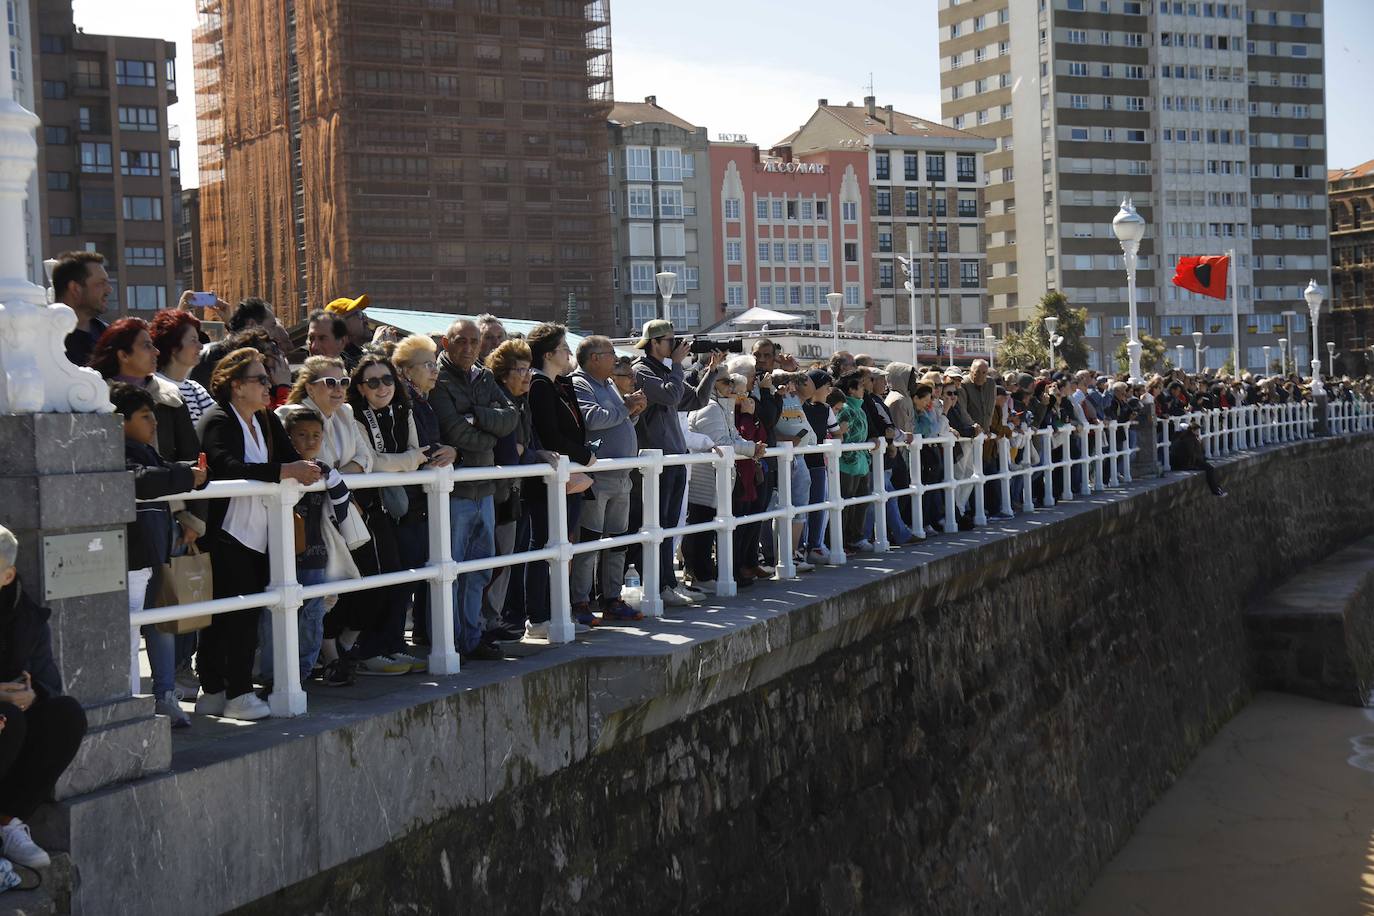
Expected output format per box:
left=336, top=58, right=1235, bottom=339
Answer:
left=1277, top=337, right=1289, bottom=377
left=1044, top=315, right=1059, bottom=370
left=1112, top=198, right=1147, bottom=384
left=656, top=271, right=677, bottom=322
left=1304, top=279, right=1325, bottom=395
left=984, top=326, right=997, bottom=375
left=1174, top=344, right=1185, bottom=371
left=1191, top=331, right=1203, bottom=375
left=1262, top=345, right=1271, bottom=375
left=900, top=243, right=919, bottom=369
left=945, top=326, right=957, bottom=370
left=826, top=292, right=844, bottom=355
left=1281, top=309, right=1298, bottom=374
left=1327, top=341, right=1336, bottom=377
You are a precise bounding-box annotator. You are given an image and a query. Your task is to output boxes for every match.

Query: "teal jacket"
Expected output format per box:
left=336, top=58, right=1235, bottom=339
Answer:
left=838, top=396, right=869, bottom=477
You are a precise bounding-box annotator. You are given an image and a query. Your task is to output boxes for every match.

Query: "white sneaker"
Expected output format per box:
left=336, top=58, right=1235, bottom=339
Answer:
left=194, top=690, right=226, bottom=716
left=793, top=555, right=815, bottom=573
left=524, top=621, right=550, bottom=640
left=687, top=579, right=717, bottom=593
left=0, top=819, right=48, bottom=869
left=853, top=539, right=875, bottom=552
left=390, top=651, right=428, bottom=673
left=222, top=692, right=271, bottom=721
left=355, top=655, right=409, bottom=676
left=674, top=585, right=703, bottom=603
left=156, top=691, right=191, bottom=729
left=807, top=548, right=830, bottom=565
left=660, top=587, right=691, bottom=607
left=755, top=564, right=777, bottom=577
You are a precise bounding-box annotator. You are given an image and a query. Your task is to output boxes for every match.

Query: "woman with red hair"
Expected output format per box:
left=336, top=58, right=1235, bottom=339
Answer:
left=148, top=310, right=216, bottom=422
left=90, top=318, right=199, bottom=463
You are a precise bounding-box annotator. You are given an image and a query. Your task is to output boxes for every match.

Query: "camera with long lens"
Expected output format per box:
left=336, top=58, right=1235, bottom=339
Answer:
left=687, top=337, right=744, bottom=355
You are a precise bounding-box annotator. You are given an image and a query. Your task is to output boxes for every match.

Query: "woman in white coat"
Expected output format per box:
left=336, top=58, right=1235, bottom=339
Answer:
left=681, top=373, right=760, bottom=591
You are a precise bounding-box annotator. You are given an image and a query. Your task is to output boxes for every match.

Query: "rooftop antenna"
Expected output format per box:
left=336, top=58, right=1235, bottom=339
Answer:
left=865, top=72, right=875, bottom=97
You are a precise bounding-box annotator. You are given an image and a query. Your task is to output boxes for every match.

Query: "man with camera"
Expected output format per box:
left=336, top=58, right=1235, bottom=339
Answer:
left=633, top=320, right=724, bottom=607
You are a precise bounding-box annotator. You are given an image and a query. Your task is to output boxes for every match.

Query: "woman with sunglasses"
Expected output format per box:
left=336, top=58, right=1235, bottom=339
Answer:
left=339, top=354, right=429, bottom=672
left=196, top=349, right=322, bottom=720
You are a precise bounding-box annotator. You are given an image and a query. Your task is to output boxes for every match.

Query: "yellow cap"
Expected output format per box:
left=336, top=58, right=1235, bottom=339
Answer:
left=325, top=293, right=369, bottom=315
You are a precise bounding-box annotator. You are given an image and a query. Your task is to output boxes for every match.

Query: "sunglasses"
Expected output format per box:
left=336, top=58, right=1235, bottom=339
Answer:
left=240, top=373, right=270, bottom=386
left=312, top=376, right=350, bottom=388
left=942, top=390, right=959, bottom=397
left=360, top=375, right=395, bottom=390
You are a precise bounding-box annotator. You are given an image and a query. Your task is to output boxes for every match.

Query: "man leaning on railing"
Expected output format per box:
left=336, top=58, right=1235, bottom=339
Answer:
left=431, top=319, right=517, bottom=662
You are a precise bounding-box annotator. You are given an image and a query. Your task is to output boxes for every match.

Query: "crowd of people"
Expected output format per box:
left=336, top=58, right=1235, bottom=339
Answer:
left=29, top=250, right=1374, bottom=730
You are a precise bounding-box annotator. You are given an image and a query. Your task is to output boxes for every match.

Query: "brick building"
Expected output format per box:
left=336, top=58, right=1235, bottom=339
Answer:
left=193, top=0, right=614, bottom=328
left=1329, top=158, right=1374, bottom=374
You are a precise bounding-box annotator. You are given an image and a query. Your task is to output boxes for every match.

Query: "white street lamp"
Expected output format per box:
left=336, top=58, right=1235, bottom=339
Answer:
left=1174, top=344, right=1185, bottom=371
left=1262, top=345, right=1271, bottom=375
left=1044, top=315, right=1059, bottom=369
left=1278, top=337, right=1289, bottom=377
left=1304, top=279, right=1325, bottom=395
left=984, top=326, right=997, bottom=374
left=1111, top=198, right=1147, bottom=384
left=945, top=326, right=958, bottom=369
left=826, top=292, right=844, bottom=355
left=900, top=243, right=920, bottom=369
left=1327, top=341, right=1337, bottom=377
left=1191, top=331, right=1203, bottom=375
left=656, top=271, right=678, bottom=322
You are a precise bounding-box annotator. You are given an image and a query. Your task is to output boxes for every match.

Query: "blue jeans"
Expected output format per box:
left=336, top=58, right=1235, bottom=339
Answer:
left=130, top=567, right=175, bottom=697
left=865, top=471, right=913, bottom=544
left=256, top=566, right=328, bottom=686
left=451, top=494, right=495, bottom=654
left=658, top=464, right=686, bottom=589
left=803, top=466, right=827, bottom=551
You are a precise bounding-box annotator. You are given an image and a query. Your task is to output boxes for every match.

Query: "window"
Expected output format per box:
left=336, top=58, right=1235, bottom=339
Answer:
left=49, top=217, right=74, bottom=235
left=79, top=142, right=112, bottom=174
left=818, top=241, right=830, bottom=262
left=756, top=199, right=769, bottom=220
left=844, top=284, right=860, bottom=307
left=956, top=154, right=976, bottom=182
left=115, top=59, right=156, bottom=87
left=625, top=147, right=651, bottom=180
left=757, top=242, right=770, bottom=262
left=773, top=243, right=784, bottom=262
left=124, top=246, right=165, bottom=267
left=668, top=303, right=701, bottom=328
left=878, top=231, right=893, bottom=253
left=120, top=150, right=160, bottom=176
left=72, top=59, right=103, bottom=89
left=42, top=80, right=67, bottom=100
left=118, top=106, right=159, bottom=132
left=958, top=197, right=977, bottom=217
left=1067, top=29, right=1087, bottom=44
left=1126, top=129, right=1146, bottom=143
left=925, top=153, right=945, bottom=181
left=657, top=187, right=683, bottom=218
left=39, top=34, right=65, bottom=54
left=787, top=243, right=800, bottom=262
left=1068, top=61, right=1088, bottom=77
left=627, top=186, right=652, bottom=218
left=1070, top=127, right=1089, bottom=141
left=759, top=287, right=772, bottom=306
left=682, top=153, right=695, bottom=178
left=630, top=262, right=655, bottom=294
left=727, top=286, right=744, bottom=308
left=126, top=286, right=167, bottom=310
left=904, top=154, right=918, bottom=181
left=879, top=263, right=894, bottom=288
left=876, top=190, right=891, bottom=216
left=726, top=241, right=742, bottom=263
left=80, top=188, right=114, bottom=222
left=1290, top=44, right=1308, bottom=57
left=844, top=242, right=858, bottom=263
left=723, top=198, right=741, bottom=220
left=842, top=201, right=858, bottom=221
left=122, top=196, right=163, bottom=221
left=46, top=171, right=70, bottom=191
left=816, top=200, right=827, bottom=220
left=1070, top=94, right=1089, bottom=109
left=960, top=261, right=979, bottom=288
left=875, top=153, right=890, bottom=180
left=656, top=147, right=682, bottom=182
left=1125, top=97, right=1146, bottom=111
left=44, top=126, right=70, bottom=145
left=800, top=200, right=814, bottom=220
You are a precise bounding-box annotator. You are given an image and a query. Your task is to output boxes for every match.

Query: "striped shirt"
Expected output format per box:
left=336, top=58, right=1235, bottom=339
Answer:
left=160, top=373, right=216, bottom=423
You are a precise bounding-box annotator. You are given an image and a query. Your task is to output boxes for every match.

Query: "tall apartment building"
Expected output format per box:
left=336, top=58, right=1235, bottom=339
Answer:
left=1328, top=158, right=1374, bottom=371
left=21, top=0, right=181, bottom=315
left=607, top=97, right=715, bottom=335
left=176, top=187, right=201, bottom=297
left=780, top=98, right=995, bottom=334
left=939, top=0, right=1328, bottom=373
left=194, top=0, right=614, bottom=329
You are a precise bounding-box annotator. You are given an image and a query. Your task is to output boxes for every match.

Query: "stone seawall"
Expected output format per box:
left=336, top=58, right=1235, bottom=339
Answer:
left=218, top=434, right=1374, bottom=916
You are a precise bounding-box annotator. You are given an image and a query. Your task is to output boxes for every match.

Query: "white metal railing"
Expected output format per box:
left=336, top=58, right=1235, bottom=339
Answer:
left=134, top=400, right=1371, bottom=719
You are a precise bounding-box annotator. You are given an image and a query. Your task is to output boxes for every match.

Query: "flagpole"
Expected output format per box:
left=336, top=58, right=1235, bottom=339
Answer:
left=1229, top=247, right=1238, bottom=376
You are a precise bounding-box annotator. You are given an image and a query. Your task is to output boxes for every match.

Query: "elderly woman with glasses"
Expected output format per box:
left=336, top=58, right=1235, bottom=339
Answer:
left=195, top=348, right=322, bottom=720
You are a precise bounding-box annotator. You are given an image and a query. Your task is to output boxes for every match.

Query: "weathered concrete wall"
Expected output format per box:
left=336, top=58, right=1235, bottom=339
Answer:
left=203, top=434, right=1374, bottom=916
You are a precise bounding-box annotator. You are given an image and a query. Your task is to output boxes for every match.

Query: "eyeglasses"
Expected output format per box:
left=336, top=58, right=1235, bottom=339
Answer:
left=240, top=373, right=270, bottom=386
left=360, top=375, right=395, bottom=390
left=942, top=390, right=959, bottom=397
left=312, top=376, right=350, bottom=389
left=507, top=366, right=532, bottom=375
left=410, top=360, right=437, bottom=371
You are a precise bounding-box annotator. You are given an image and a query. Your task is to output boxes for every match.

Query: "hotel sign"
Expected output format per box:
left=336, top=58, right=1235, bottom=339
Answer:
left=762, top=161, right=827, bottom=174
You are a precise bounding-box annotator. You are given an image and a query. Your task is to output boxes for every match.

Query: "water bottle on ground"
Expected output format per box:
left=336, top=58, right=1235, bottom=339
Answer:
left=622, top=564, right=642, bottom=609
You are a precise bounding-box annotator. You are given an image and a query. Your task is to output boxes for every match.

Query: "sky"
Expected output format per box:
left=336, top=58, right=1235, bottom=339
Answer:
left=69, top=0, right=1374, bottom=189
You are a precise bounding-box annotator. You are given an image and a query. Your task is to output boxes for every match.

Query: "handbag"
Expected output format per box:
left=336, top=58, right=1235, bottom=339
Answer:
left=336, top=500, right=372, bottom=551
left=321, top=511, right=361, bottom=582
left=380, top=485, right=409, bottom=520
left=152, top=545, right=214, bottom=634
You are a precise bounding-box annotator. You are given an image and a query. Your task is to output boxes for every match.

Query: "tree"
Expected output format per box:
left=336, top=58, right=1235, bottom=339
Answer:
left=1220, top=353, right=1235, bottom=377
left=1114, top=333, right=1168, bottom=376
left=992, top=291, right=1090, bottom=372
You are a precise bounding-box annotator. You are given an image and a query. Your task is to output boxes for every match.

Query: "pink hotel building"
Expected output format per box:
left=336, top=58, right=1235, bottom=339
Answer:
left=709, top=143, right=872, bottom=330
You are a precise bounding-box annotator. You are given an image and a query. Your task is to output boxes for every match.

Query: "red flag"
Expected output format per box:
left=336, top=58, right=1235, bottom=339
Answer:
left=1171, top=255, right=1230, bottom=300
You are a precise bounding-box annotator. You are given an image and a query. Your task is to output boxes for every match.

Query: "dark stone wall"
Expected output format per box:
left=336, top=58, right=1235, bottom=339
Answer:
left=233, top=433, right=1374, bottom=916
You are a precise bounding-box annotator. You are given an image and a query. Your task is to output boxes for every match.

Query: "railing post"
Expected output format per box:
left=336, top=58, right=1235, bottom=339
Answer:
left=639, top=449, right=664, bottom=617
left=1038, top=429, right=1055, bottom=508
left=1075, top=425, right=1091, bottom=496
left=871, top=442, right=890, bottom=550
left=424, top=466, right=460, bottom=675
left=1057, top=428, right=1074, bottom=502
left=775, top=443, right=797, bottom=578
left=997, top=436, right=1013, bottom=514
left=1106, top=421, right=1121, bottom=488
left=826, top=442, right=847, bottom=565
left=714, top=447, right=738, bottom=597
left=970, top=433, right=987, bottom=526
left=265, top=481, right=306, bottom=718
left=941, top=437, right=958, bottom=533
left=547, top=455, right=575, bottom=644
left=910, top=435, right=926, bottom=537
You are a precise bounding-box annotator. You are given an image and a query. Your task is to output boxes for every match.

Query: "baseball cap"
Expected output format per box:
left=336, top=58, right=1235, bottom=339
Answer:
left=634, top=318, right=675, bottom=349
left=325, top=293, right=369, bottom=315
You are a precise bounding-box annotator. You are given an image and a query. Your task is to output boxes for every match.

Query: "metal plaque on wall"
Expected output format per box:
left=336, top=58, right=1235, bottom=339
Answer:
left=42, top=530, right=126, bottom=601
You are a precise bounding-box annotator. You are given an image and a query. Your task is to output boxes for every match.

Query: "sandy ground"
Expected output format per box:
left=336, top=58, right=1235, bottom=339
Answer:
left=1076, top=691, right=1374, bottom=916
